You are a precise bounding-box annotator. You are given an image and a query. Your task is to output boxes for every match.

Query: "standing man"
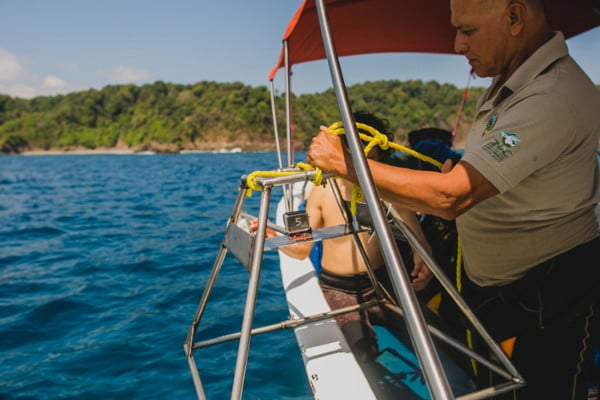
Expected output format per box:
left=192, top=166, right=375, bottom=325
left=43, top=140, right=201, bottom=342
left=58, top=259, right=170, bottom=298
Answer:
left=306, top=0, right=600, bottom=398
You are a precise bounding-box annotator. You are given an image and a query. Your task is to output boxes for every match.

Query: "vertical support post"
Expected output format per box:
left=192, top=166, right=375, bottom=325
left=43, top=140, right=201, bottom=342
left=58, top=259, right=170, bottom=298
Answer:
left=313, top=1, right=454, bottom=398
left=230, top=186, right=272, bottom=400
left=284, top=41, right=294, bottom=169
left=268, top=80, right=284, bottom=170
left=283, top=41, right=296, bottom=213
left=185, top=183, right=251, bottom=399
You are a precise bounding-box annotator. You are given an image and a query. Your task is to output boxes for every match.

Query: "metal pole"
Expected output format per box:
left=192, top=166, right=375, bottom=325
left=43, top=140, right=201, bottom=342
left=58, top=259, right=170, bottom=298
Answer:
left=388, top=208, right=523, bottom=382
left=185, top=183, right=250, bottom=399
left=328, top=179, right=387, bottom=300
left=230, top=186, right=272, bottom=400
left=313, top=1, right=454, bottom=398
left=283, top=41, right=295, bottom=213
left=270, top=75, right=292, bottom=212
left=284, top=41, right=293, bottom=169
left=268, top=80, right=284, bottom=169
left=185, top=184, right=248, bottom=354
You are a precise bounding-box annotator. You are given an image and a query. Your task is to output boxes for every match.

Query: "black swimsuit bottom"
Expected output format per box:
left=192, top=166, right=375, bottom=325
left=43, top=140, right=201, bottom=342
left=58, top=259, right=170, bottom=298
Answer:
left=319, top=267, right=390, bottom=293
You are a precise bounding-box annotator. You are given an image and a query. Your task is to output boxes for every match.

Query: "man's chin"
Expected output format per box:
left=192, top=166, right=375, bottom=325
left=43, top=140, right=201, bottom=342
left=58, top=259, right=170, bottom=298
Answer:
left=471, top=66, right=491, bottom=79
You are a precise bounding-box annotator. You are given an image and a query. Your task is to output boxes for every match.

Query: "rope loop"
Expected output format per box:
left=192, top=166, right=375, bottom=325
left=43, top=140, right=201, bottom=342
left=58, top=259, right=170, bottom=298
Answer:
left=324, top=120, right=444, bottom=216
left=244, top=163, right=325, bottom=197
left=297, top=162, right=324, bottom=186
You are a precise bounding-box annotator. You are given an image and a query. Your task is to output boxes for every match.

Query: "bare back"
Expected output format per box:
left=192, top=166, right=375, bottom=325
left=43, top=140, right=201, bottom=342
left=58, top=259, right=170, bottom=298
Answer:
left=307, top=180, right=385, bottom=276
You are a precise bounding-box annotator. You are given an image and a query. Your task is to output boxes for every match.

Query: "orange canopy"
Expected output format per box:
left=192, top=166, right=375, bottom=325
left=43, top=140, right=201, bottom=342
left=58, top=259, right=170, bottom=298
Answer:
left=269, top=0, right=600, bottom=81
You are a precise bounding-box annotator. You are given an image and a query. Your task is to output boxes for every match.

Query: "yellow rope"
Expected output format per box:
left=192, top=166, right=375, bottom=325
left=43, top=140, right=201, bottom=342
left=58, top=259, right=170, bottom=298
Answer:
left=244, top=120, right=443, bottom=198
left=244, top=162, right=321, bottom=197
left=334, top=119, right=473, bottom=378
left=455, top=237, right=477, bottom=376
left=247, top=123, right=473, bottom=376
left=350, top=185, right=364, bottom=215
left=456, top=237, right=463, bottom=293
left=296, top=161, right=323, bottom=185
left=245, top=122, right=475, bottom=378
left=466, top=329, right=478, bottom=376
left=327, top=121, right=444, bottom=170
left=245, top=170, right=288, bottom=196
left=325, top=121, right=444, bottom=219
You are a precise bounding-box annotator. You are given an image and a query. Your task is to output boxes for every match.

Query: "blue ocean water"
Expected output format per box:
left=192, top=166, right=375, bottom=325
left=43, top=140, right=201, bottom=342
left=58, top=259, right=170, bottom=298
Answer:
left=0, top=153, right=312, bottom=400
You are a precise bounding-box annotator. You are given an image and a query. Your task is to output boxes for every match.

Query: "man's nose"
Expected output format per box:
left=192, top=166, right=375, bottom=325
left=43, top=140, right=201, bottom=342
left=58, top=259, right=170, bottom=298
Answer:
left=454, top=33, right=468, bottom=54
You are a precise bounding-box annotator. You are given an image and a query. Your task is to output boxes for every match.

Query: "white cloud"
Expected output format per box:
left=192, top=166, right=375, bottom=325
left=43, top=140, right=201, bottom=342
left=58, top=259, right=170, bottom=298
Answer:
left=0, top=48, right=24, bottom=82
left=41, top=75, right=67, bottom=89
left=0, top=83, right=36, bottom=99
left=101, top=66, right=152, bottom=84
left=37, top=75, right=75, bottom=97
left=0, top=49, right=79, bottom=98
left=0, top=52, right=154, bottom=98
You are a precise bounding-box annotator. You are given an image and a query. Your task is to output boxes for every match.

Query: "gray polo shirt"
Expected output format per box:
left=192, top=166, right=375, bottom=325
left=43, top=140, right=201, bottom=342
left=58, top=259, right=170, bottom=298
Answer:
left=457, top=32, right=600, bottom=286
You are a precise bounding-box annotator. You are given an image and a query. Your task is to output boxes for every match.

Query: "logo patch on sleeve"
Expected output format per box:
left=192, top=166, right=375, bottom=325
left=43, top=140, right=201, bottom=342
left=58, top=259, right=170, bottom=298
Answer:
left=482, top=131, right=520, bottom=162
left=500, top=131, right=520, bottom=147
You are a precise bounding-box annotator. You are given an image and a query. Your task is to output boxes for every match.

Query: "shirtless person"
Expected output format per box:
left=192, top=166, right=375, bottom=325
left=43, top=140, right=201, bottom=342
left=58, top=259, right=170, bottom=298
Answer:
left=254, top=112, right=433, bottom=361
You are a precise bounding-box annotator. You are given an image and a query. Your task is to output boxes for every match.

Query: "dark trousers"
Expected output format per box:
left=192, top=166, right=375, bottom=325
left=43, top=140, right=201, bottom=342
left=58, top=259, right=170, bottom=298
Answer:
left=462, top=236, right=600, bottom=399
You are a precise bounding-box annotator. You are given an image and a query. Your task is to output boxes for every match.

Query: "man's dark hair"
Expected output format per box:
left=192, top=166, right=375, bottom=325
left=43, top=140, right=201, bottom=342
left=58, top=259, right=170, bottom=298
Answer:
left=353, top=111, right=394, bottom=161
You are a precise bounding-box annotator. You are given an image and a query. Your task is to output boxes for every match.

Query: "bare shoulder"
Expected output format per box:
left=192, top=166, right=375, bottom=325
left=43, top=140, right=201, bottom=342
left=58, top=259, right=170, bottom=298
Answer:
left=306, top=184, right=327, bottom=206
left=307, top=183, right=345, bottom=225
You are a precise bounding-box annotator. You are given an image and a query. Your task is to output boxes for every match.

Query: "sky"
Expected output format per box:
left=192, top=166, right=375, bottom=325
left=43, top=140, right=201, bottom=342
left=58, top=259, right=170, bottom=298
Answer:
left=1, top=0, right=599, bottom=99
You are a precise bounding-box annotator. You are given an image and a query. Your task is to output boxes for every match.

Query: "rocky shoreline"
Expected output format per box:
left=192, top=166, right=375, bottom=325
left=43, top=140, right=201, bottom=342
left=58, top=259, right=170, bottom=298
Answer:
left=7, top=140, right=283, bottom=156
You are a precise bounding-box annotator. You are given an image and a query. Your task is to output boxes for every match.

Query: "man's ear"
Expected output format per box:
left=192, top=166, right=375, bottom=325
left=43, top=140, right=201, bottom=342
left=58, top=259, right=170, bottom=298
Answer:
left=507, top=3, right=525, bottom=35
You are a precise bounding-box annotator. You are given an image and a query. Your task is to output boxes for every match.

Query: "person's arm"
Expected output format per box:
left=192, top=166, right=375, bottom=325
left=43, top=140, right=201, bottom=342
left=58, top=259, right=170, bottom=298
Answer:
left=250, top=218, right=316, bottom=260
left=306, top=127, right=498, bottom=220
left=250, top=186, right=325, bottom=260
left=391, top=206, right=433, bottom=291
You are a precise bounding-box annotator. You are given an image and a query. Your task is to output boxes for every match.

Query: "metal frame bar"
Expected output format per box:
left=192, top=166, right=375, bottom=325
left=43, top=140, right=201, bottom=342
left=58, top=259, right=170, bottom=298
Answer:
left=327, top=178, right=387, bottom=300
left=283, top=41, right=295, bottom=213
left=313, top=1, right=454, bottom=398
left=184, top=180, right=250, bottom=400
left=184, top=168, right=527, bottom=399
left=230, top=187, right=272, bottom=400
left=387, top=208, right=524, bottom=383
left=268, top=80, right=284, bottom=170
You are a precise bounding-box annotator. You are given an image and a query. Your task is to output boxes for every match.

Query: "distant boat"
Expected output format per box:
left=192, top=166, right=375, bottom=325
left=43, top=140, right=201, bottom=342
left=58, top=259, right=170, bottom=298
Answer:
left=179, top=147, right=243, bottom=154
left=214, top=147, right=242, bottom=154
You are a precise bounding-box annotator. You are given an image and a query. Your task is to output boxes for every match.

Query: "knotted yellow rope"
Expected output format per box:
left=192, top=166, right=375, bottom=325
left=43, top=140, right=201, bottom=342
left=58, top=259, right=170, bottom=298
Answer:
left=325, top=121, right=444, bottom=216
left=327, top=121, right=443, bottom=170
left=244, top=162, right=322, bottom=197
left=246, top=124, right=466, bottom=349
left=244, top=120, right=443, bottom=203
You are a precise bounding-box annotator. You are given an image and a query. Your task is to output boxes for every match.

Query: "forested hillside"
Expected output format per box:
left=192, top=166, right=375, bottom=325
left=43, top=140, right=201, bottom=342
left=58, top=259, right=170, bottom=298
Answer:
left=1, top=79, right=487, bottom=154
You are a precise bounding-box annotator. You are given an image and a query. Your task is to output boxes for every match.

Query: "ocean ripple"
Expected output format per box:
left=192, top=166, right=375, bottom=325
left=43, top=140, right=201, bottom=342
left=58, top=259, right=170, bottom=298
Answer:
left=0, top=153, right=311, bottom=399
